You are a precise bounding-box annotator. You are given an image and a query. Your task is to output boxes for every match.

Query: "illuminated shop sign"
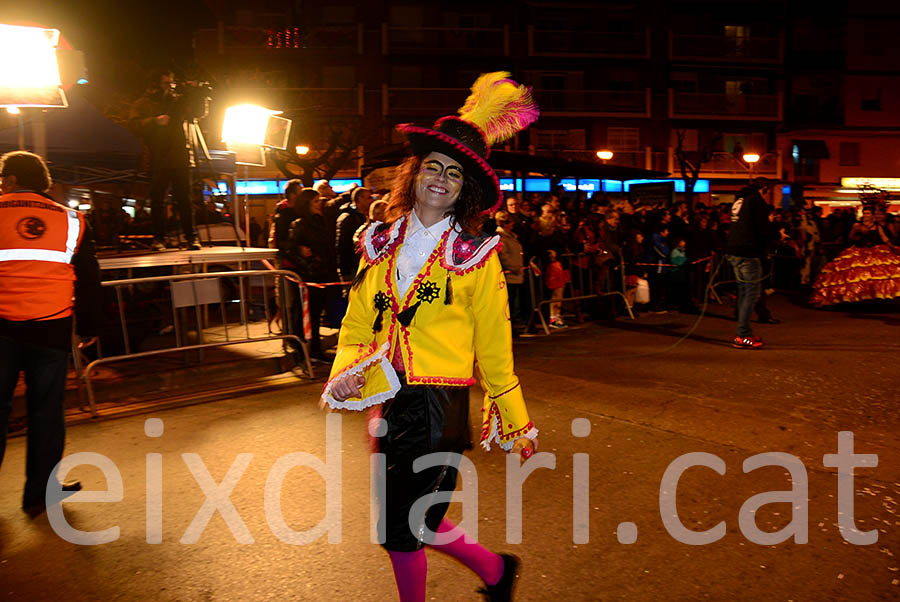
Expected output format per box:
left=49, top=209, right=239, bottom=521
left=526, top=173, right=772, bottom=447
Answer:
left=840, top=177, right=900, bottom=191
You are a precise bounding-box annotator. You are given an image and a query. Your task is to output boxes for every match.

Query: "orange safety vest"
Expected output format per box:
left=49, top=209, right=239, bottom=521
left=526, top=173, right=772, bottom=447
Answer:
left=0, top=191, right=84, bottom=321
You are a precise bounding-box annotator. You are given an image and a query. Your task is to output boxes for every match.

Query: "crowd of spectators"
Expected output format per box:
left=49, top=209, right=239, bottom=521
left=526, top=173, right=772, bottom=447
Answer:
left=264, top=179, right=900, bottom=343
left=267, top=179, right=380, bottom=360
left=483, top=188, right=900, bottom=326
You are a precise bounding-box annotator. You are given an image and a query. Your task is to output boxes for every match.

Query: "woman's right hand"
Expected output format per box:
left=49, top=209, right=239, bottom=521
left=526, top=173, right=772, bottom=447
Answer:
left=330, top=373, right=366, bottom=401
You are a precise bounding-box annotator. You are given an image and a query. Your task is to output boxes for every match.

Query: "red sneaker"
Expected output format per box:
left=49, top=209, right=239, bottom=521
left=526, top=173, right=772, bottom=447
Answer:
left=733, top=336, right=764, bottom=349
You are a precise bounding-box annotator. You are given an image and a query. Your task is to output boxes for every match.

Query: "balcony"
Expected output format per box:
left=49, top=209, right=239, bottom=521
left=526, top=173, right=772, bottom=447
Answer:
left=669, top=90, right=782, bottom=121
left=382, top=25, right=508, bottom=55
left=528, top=27, right=650, bottom=58
left=536, top=88, right=651, bottom=117
left=670, top=32, right=783, bottom=63
left=229, top=86, right=364, bottom=117
left=669, top=151, right=780, bottom=179
left=532, top=149, right=669, bottom=173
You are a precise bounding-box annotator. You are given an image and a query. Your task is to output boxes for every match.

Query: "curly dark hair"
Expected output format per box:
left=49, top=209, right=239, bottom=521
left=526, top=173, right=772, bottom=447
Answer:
left=384, top=155, right=485, bottom=235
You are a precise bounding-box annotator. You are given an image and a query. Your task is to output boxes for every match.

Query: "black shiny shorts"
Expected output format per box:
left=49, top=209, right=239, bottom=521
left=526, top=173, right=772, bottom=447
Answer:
left=376, top=380, right=472, bottom=552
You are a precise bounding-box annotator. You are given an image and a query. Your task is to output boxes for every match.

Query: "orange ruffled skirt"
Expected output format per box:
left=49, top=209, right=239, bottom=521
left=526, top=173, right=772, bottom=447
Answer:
left=810, top=245, right=900, bottom=306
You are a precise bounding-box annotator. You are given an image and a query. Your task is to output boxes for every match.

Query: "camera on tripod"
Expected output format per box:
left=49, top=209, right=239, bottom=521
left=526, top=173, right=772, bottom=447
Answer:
left=170, top=79, right=213, bottom=122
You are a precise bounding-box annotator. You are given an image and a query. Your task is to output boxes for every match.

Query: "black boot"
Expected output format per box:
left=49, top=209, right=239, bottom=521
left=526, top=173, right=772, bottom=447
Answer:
left=477, top=554, right=520, bottom=602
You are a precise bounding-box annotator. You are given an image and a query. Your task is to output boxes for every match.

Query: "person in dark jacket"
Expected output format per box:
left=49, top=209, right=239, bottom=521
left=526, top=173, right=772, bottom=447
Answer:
left=268, top=180, right=306, bottom=262
left=128, top=69, right=200, bottom=251
left=335, top=187, right=373, bottom=282
left=287, top=192, right=338, bottom=360
left=0, top=151, right=102, bottom=516
left=269, top=181, right=308, bottom=348
left=725, top=185, right=776, bottom=349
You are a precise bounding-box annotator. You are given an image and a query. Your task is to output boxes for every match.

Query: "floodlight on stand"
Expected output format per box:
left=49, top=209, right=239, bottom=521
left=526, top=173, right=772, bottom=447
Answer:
left=222, top=104, right=292, bottom=166
left=222, top=104, right=291, bottom=148
left=0, top=24, right=67, bottom=107
left=264, top=114, right=291, bottom=150
left=225, top=142, right=267, bottom=167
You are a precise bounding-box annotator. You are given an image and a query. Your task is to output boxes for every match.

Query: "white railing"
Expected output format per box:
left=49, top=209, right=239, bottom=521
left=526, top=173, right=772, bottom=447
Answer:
left=700, top=151, right=778, bottom=176
left=79, top=269, right=312, bottom=416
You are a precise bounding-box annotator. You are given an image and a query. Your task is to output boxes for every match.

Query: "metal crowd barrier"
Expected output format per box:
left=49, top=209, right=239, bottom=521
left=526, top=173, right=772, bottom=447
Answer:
left=77, top=269, right=310, bottom=417
left=527, top=252, right=634, bottom=335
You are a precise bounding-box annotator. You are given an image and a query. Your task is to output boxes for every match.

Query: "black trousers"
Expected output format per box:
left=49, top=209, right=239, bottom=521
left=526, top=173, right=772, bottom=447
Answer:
left=377, top=381, right=471, bottom=551
left=0, top=337, right=68, bottom=507
left=150, top=163, right=195, bottom=241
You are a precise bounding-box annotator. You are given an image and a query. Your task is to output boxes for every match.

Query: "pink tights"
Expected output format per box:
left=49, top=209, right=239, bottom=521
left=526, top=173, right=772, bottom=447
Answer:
left=387, top=519, right=504, bottom=602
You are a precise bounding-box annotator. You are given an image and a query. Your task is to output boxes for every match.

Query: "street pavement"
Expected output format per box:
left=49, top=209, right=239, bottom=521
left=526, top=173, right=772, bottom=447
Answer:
left=1, top=293, right=899, bottom=601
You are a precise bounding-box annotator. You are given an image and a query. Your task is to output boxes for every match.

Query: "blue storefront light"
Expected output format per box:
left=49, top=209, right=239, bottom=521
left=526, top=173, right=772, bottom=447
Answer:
left=602, top=180, right=623, bottom=192
left=560, top=178, right=577, bottom=192
left=524, top=178, right=551, bottom=192
left=217, top=178, right=363, bottom=195
left=622, top=179, right=708, bottom=193
left=330, top=179, right=363, bottom=193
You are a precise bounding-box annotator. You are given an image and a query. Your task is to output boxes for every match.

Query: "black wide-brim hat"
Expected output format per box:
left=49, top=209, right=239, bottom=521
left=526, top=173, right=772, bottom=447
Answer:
left=396, top=116, right=501, bottom=215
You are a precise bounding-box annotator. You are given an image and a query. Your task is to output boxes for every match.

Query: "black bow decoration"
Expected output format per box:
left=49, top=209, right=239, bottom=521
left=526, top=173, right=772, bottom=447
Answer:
left=372, top=292, right=390, bottom=332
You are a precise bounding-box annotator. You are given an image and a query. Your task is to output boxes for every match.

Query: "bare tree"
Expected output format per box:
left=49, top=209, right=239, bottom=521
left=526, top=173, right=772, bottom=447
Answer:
left=674, top=129, right=722, bottom=208
left=271, top=123, right=359, bottom=187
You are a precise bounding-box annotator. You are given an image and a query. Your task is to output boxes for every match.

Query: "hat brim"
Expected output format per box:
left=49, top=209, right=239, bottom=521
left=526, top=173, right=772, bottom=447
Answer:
left=397, top=124, right=502, bottom=215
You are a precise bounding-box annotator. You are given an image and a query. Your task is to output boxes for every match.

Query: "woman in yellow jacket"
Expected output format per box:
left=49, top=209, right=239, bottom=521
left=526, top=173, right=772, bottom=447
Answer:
left=322, top=73, right=539, bottom=602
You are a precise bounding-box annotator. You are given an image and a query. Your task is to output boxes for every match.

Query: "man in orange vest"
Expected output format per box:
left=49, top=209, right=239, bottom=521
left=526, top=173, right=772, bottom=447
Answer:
left=0, top=151, right=102, bottom=517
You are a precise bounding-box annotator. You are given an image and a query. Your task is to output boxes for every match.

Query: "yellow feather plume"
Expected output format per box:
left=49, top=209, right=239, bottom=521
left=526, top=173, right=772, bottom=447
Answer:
left=458, top=71, right=539, bottom=146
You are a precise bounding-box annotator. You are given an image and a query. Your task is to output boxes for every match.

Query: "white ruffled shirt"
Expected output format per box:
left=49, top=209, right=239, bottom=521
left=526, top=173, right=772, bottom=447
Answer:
left=396, top=210, right=452, bottom=297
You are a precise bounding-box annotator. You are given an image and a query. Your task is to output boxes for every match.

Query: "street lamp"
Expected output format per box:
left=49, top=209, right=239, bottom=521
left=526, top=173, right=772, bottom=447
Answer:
left=596, top=150, right=614, bottom=162
left=742, top=152, right=760, bottom=181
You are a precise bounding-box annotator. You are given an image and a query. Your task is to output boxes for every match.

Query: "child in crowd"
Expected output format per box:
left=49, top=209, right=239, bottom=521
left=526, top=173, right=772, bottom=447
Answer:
left=647, top=225, right=670, bottom=312
left=669, top=237, right=698, bottom=314
left=537, top=202, right=557, bottom=236
left=544, top=248, right=569, bottom=328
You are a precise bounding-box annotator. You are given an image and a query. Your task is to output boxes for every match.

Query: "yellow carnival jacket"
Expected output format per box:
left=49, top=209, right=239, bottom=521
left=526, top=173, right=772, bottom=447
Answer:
left=321, top=215, right=537, bottom=450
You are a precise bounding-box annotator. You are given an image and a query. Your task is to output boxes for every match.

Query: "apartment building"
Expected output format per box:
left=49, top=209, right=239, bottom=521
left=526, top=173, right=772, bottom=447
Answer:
left=780, top=2, right=900, bottom=211
left=192, top=1, right=799, bottom=203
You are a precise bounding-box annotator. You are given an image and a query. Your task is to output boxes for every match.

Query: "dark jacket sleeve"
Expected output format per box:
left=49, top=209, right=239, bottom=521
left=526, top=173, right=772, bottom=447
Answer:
left=273, top=209, right=294, bottom=257
left=128, top=95, right=159, bottom=139
left=287, top=217, right=327, bottom=281
left=335, top=211, right=364, bottom=280
left=73, top=222, right=103, bottom=337
left=751, top=197, right=777, bottom=249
